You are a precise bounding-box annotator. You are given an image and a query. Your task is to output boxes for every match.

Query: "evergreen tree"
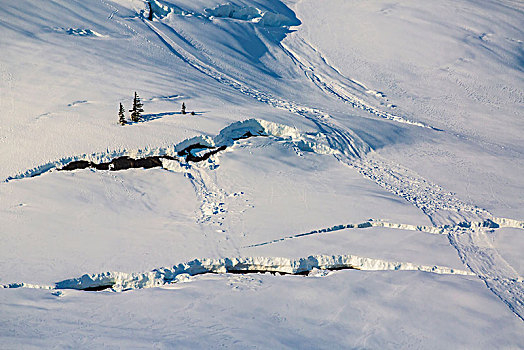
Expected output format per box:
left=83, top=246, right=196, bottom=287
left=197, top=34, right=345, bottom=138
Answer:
left=129, top=92, right=144, bottom=122
left=118, top=103, right=126, bottom=125
left=181, top=102, right=186, bottom=115
left=148, top=2, right=153, bottom=21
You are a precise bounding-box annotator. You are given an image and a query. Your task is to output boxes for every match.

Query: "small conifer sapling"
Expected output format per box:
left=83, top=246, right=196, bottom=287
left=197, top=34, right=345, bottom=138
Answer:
left=118, top=103, right=126, bottom=125
left=129, top=92, right=144, bottom=122
left=181, top=102, right=186, bottom=115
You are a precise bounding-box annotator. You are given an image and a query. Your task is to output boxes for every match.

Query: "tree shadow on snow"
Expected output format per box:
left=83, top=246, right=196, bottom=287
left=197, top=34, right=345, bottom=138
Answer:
left=126, top=111, right=206, bottom=124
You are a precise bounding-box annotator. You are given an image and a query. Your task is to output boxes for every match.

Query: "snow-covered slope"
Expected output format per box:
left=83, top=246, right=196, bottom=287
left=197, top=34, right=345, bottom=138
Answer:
left=1, top=0, right=523, bottom=348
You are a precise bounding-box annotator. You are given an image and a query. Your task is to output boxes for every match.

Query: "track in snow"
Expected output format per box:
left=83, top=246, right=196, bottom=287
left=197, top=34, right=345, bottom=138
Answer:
left=279, top=35, right=437, bottom=129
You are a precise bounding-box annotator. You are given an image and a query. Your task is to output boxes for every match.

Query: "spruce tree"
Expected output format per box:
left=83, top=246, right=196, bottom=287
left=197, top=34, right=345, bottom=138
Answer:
left=148, top=2, right=153, bottom=21
left=181, top=102, right=186, bottom=115
left=129, top=92, right=144, bottom=122
left=118, top=103, right=126, bottom=125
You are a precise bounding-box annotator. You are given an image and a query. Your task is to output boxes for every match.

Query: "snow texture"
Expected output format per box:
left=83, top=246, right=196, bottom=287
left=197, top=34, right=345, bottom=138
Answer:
left=1, top=0, right=523, bottom=347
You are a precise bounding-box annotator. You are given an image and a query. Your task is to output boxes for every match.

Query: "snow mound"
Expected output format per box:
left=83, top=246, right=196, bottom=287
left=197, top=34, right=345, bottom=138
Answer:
left=205, top=3, right=261, bottom=21
left=258, top=11, right=296, bottom=27
left=215, top=118, right=349, bottom=156
left=146, top=1, right=297, bottom=27
left=205, top=3, right=297, bottom=27
left=150, top=0, right=173, bottom=17
left=149, top=0, right=187, bottom=18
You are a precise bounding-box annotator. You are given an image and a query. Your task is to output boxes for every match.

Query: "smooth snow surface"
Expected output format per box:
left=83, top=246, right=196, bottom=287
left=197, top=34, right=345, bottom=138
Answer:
left=1, top=0, right=523, bottom=348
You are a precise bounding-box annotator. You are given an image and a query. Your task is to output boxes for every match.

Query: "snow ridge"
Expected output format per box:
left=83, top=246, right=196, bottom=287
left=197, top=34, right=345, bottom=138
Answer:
left=245, top=218, right=524, bottom=248
left=147, top=1, right=298, bottom=28
left=2, top=118, right=359, bottom=182
left=204, top=3, right=297, bottom=27
left=244, top=220, right=447, bottom=249
left=2, top=254, right=474, bottom=293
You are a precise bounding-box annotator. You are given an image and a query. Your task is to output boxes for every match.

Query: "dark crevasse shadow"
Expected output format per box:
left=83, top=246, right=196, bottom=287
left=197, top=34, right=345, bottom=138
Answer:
left=57, top=130, right=263, bottom=173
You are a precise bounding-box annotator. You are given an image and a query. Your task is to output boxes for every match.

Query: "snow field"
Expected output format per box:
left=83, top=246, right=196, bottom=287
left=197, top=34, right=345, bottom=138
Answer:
left=1, top=0, right=523, bottom=347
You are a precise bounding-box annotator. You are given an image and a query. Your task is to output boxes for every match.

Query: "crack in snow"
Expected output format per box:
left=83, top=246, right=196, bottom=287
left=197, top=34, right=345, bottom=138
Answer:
left=1, top=118, right=358, bottom=183
left=2, top=254, right=475, bottom=293
left=244, top=218, right=524, bottom=248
